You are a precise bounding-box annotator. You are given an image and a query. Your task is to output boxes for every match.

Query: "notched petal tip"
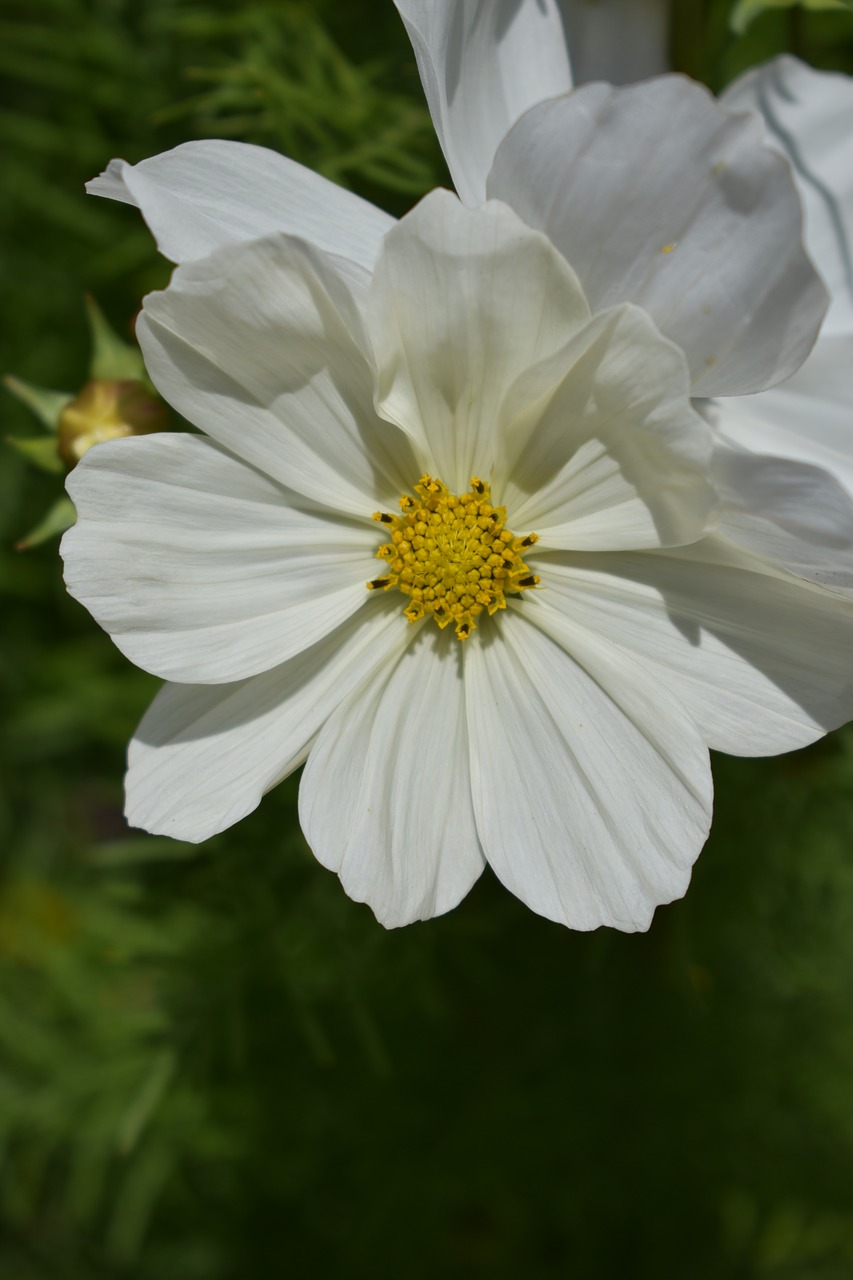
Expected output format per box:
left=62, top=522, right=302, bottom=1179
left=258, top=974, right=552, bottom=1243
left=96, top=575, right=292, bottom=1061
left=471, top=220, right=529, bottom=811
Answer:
left=85, top=158, right=134, bottom=203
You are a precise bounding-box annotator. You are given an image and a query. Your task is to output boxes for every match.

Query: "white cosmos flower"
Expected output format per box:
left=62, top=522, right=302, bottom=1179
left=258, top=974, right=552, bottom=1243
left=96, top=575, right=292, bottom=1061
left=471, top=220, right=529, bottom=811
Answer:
left=392, top=0, right=853, bottom=590
left=66, top=16, right=853, bottom=931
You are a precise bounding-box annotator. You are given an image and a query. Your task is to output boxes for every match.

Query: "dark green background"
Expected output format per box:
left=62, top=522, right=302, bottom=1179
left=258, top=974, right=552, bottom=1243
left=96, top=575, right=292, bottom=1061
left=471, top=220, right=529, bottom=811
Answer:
left=3, top=2, right=853, bottom=1275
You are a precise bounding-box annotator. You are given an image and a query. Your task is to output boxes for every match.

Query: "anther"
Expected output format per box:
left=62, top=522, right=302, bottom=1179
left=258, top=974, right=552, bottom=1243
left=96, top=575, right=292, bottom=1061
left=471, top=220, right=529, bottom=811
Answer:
left=367, top=475, right=539, bottom=639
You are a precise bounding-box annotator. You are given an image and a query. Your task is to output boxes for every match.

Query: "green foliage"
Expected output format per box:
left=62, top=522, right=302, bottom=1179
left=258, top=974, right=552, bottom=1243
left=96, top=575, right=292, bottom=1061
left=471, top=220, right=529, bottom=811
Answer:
left=84, top=297, right=146, bottom=383
left=156, top=4, right=438, bottom=195
left=0, top=0, right=436, bottom=420
left=4, top=1, right=853, bottom=1277
left=3, top=378, right=71, bottom=433
left=670, top=0, right=853, bottom=86
left=15, top=497, right=77, bottom=551
left=4, top=436, right=65, bottom=476
left=731, top=0, right=853, bottom=36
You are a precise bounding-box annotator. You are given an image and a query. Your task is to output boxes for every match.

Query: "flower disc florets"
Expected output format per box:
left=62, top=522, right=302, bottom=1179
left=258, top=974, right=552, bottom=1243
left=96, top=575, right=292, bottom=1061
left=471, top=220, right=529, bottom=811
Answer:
left=368, top=475, right=539, bottom=639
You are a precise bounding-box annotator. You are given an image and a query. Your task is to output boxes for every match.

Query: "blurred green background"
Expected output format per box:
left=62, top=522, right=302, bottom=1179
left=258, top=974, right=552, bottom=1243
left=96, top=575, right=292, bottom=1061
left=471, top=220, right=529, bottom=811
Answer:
left=4, top=1, right=853, bottom=1276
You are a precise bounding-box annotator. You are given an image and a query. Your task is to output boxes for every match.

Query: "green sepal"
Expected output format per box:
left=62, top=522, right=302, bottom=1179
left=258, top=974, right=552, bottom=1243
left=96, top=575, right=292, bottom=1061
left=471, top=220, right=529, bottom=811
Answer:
left=16, top=496, right=76, bottom=550
left=6, top=434, right=64, bottom=473
left=85, top=295, right=146, bottom=381
left=731, top=0, right=853, bottom=34
left=3, top=374, right=72, bottom=431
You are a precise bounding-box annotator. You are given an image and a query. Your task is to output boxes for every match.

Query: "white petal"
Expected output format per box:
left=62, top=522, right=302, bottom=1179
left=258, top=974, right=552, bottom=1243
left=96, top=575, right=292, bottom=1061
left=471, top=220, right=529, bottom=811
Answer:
left=503, top=305, right=716, bottom=550
left=560, top=0, right=669, bottom=85
left=488, top=76, right=828, bottom=397
left=62, top=434, right=382, bottom=684
left=137, top=233, right=419, bottom=518
left=87, top=140, right=394, bottom=270
left=464, top=611, right=711, bottom=932
left=299, top=625, right=485, bottom=927
left=712, top=444, right=853, bottom=593
left=532, top=536, right=853, bottom=756
left=393, top=0, right=572, bottom=207
left=126, top=598, right=410, bottom=843
left=369, top=190, right=590, bottom=493
left=722, top=56, right=853, bottom=338
left=710, top=334, right=853, bottom=497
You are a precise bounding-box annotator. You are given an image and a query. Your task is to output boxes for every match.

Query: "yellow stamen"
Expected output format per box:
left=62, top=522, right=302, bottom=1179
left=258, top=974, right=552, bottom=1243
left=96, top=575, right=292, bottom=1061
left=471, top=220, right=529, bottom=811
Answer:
left=368, top=475, right=539, bottom=640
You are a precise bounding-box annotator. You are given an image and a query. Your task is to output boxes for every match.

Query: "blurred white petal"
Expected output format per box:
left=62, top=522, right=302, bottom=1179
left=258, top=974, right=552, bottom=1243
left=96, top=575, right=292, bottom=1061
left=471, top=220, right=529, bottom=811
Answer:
left=489, top=76, right=828, bottom=397
left=393, top=0, right=572, bottom=205
left=560, top=0, right=669, bottom=85
left=710, top=437, right=853, bottom=594
left=711, top=335, right=853, bottom=502
left=722, top=56, right=853, bottom=338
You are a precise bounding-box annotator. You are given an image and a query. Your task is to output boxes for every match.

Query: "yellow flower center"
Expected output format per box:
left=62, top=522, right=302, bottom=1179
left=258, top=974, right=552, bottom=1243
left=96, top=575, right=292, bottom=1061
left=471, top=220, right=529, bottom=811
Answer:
left=367, top=475, right=539, bottom=640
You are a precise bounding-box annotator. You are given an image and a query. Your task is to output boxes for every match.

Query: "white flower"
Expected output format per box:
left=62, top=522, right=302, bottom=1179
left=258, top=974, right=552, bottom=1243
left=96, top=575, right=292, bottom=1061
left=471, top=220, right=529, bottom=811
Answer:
left=66, top=16, right=853, bottom=931
left=393, top=0, right=853, bottom=590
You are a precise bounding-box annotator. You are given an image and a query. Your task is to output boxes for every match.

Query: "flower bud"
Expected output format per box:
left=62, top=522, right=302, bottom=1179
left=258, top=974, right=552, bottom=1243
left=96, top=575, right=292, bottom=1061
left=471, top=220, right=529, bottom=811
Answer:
left=58, top=379, right=169, bottom=468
